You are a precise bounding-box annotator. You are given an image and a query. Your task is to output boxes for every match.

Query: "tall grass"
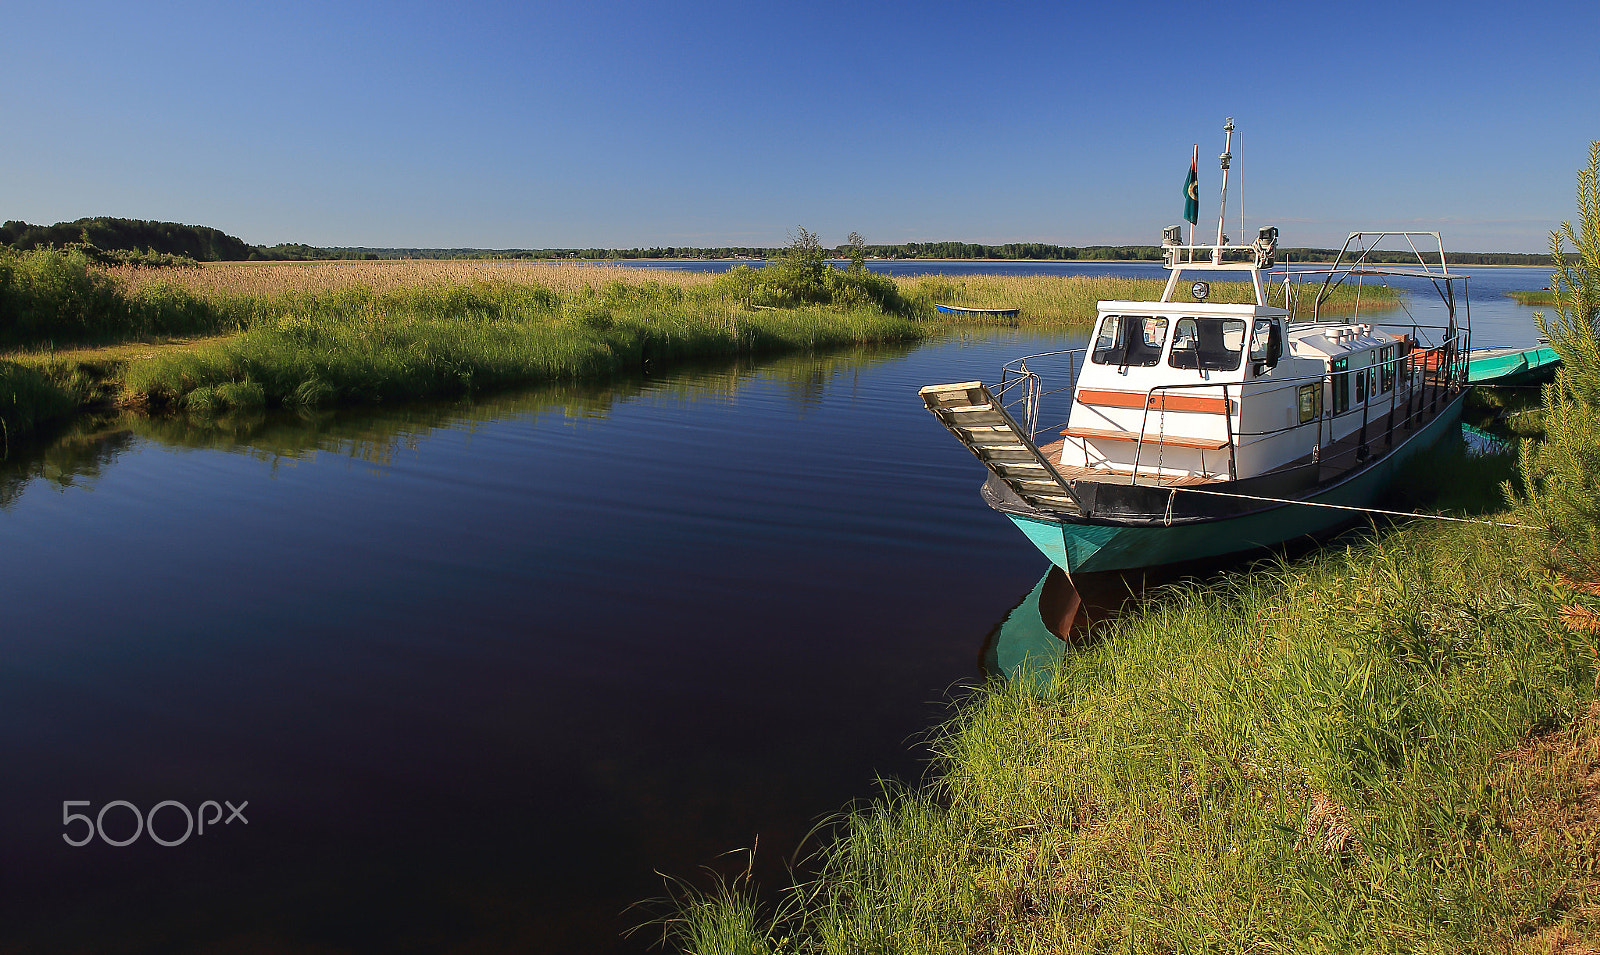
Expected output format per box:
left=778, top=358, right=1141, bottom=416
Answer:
left=103, top=258, right=719, bottom=300
left=0, top=251, right=1403, bottom=432
left=672, top=520, right=1587, bottom=953
left=897, top=273, right=1393, bottom=325
left=100, top=259, right=1390, bottom=331
left=0, top=246, right=235, bottom=348
left=117, top=282, right=923, bottom=411
left=0, top=361, right=79, bottom=450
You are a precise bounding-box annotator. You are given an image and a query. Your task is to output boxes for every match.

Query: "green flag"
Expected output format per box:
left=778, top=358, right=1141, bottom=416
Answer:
left=1183, top=152, right=1199, bottom=226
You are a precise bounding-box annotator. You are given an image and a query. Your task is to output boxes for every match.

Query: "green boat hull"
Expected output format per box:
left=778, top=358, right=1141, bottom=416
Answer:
left=1467, top=345, right=1560, bottom=386
left=1004, top=390, right=1468, bottom=575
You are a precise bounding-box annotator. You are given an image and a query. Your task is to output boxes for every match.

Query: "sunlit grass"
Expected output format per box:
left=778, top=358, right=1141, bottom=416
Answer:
left=667, top=509, right=1593, bottom=952
left=103, top=258, right=718, bottom=299
left=896, top=273, right=1395, bottom=325
left=100, top=261, right=1395, bottom=330
left=114, top=282, right=922, bottom=412
left=0, top=251, right=1405, bottom=435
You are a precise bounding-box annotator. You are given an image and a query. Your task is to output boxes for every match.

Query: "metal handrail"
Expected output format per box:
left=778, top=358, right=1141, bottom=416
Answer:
left=1116, top=334, right=1467, bottom=484
left=985, top=323, right=1469, bottom=487
left=998, top=347, right=1087, bottom=436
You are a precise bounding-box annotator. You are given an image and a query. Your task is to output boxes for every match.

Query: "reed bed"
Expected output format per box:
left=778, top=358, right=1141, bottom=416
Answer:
left=0, top=249, right=1402, bottom=435
left=115, top=285, right=922, bottom=413
left=99, top=263, right=1394, bottom=330
left=898, top=273, right=1162, bottom=324
left=104, top=259, right=718, bottom=299
left=895, top=273, right=1394, bottom=325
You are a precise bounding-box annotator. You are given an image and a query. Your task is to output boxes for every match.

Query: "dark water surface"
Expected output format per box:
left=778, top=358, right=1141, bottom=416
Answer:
left=1, top=333, right=1079, bottom=953
left=0, top=258, right=1550, bottom=951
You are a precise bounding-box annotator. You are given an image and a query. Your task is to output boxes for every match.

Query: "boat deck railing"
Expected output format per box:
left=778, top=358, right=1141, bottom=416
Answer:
left=994, top=330, right=1470, bottom=487
left=997, top=347, right=1087, bottom=437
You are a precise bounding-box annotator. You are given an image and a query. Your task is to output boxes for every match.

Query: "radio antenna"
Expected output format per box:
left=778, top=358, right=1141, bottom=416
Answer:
left=1213, top=117, right=1234, bottom=264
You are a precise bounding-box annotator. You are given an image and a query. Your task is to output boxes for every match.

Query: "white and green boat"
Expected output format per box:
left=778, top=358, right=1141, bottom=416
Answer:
left=920, top=126, right=1471, bottom=577
left=1466, top=343, right=1560, bottom=386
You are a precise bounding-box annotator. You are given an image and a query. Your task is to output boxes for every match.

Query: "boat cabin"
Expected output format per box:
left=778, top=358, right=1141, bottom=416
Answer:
left=1058, top=258, right=1418, bottom=485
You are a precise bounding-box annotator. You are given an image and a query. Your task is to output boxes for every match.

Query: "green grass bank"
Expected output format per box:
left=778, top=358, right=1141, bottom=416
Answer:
left=661, top=519, right=1594, bottom=954
left=0, top=245, right=1393, bottom=442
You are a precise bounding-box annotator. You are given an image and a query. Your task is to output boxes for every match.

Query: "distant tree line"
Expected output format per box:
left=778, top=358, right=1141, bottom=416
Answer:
left=1276, top=248, right=1556, bottom=266
left=0, top=217, right=1559, bottom=267
left=0, top=218, right=383, bottom=262
left=253, top=243, right=380, bottom=260
left=1, top=217, right=255, bottom=261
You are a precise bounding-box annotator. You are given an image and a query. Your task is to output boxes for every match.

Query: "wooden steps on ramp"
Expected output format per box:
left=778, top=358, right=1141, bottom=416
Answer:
left=919, top=381, right=1082, bottom=515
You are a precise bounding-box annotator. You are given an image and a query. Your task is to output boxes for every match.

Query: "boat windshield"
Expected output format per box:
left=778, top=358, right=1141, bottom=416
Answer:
left=1168, top=317, right=1245, bottom=371
left=1091, top=315, right=1168, bottom=367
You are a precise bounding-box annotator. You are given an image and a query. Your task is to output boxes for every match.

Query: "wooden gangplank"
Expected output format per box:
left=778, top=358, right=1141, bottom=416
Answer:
left=918, top=381, right=1082, bottom=514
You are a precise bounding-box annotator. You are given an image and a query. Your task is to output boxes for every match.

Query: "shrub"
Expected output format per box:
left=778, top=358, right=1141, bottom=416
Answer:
left=0, top=247, right=233, bottom=347
left=708, top=228, right=920, bottom=317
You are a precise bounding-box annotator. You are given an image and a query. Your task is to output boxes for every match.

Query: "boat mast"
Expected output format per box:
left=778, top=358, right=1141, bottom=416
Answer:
left=1213, top=117, right=1234, bottom=264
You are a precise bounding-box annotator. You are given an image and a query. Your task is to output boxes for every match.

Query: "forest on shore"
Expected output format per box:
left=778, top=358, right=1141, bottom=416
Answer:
left=0, top=217, right=1557, bottom=267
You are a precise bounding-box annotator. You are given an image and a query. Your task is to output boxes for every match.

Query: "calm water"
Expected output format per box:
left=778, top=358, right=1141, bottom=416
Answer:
left=0, top=334, right=1079, bottom=953
left=0, top=264, right=1551, bottom=952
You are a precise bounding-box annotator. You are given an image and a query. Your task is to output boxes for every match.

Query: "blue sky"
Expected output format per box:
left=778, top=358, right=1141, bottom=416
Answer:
left=5, top=1, right=1597, bottom=252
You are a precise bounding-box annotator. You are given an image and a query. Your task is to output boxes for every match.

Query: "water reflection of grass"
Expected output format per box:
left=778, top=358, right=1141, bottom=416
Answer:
left=1, top=344, right=920, bottom=509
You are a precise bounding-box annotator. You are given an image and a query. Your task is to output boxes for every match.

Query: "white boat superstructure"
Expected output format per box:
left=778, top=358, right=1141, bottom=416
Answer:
left=1051, top=247, right=1441, bottom=487
left=919, top=120, right=1472, bottom=575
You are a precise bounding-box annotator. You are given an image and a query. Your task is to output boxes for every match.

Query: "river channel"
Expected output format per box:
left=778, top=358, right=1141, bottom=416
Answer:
left=0, top=266, right=1551, bottom=952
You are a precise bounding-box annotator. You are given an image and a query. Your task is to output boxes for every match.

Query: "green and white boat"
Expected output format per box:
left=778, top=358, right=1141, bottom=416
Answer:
left=920, top=125, right=1471, bottom=577
left=1466, top=344, right=1560, bottom=386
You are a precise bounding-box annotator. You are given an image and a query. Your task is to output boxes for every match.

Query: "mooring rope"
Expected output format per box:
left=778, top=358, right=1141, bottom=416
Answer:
left=1165, top=483, right=1539, bottom=530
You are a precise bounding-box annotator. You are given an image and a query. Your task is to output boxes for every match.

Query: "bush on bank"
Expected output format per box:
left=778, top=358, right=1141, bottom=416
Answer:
left=0, top=246, right=234, bottom=349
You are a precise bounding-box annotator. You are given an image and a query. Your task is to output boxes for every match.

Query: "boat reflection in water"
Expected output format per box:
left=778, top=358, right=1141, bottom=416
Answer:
left=979, top=567, right=1147, bottom=690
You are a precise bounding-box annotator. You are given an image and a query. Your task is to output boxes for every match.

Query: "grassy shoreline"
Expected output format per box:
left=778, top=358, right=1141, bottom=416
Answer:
left=1508, top=289, right=1557, bottom=306
left=1, top=253, right=1393, bottom=443
left=664, top=515, right=1594, bottom=953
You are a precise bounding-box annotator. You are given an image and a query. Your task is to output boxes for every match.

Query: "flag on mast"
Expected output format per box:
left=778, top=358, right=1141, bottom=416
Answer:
left=1183, top=145, right=1199, bottom=226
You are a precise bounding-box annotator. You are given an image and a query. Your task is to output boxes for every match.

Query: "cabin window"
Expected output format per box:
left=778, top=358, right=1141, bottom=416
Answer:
left=1249, top=319, right=1282, bottom=371
left=1091, top=315, right=1168, bottom=367
left=1167, top=317, right=1245, bottom=371
left=1298, top=383, right=1322, bottom=424
left=1378, top=345, right=1395, bottom=393
left=1332, top=357, right=1350, bottom=414
left=1356, top=361, right=1367, bottom=403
